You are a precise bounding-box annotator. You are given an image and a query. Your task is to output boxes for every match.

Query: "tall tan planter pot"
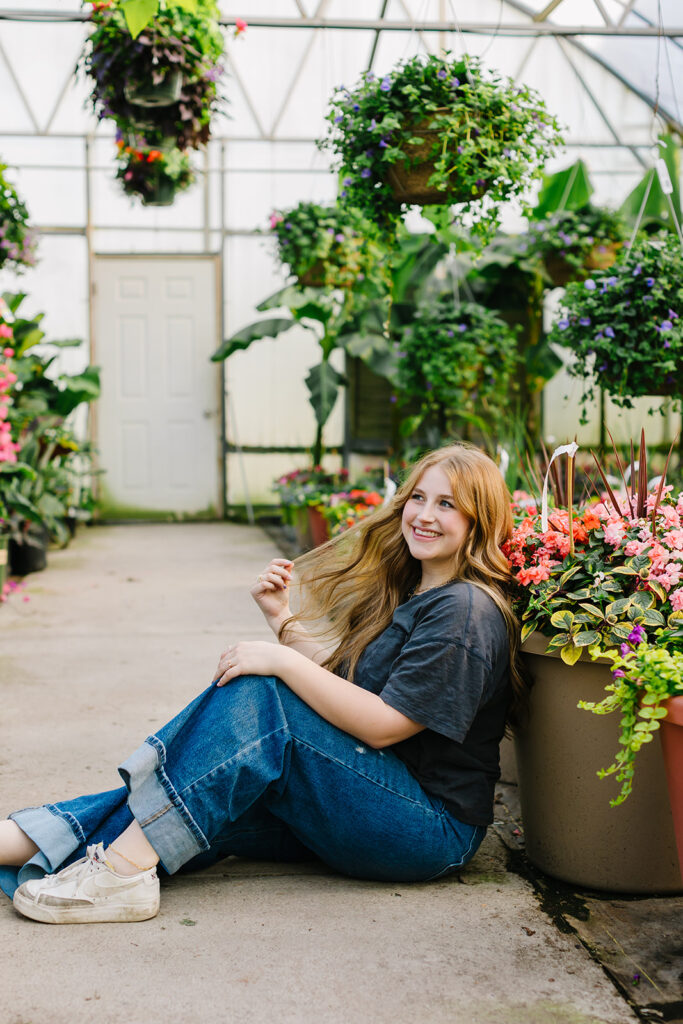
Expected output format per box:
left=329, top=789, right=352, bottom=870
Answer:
left=514, top=632, right=682, bottom=894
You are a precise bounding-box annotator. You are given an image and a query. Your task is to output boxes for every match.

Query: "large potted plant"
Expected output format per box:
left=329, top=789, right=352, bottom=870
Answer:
left=0, top=164, right=38, bottom=273
left=548, top=233, right=682, bottom=416
left=506, top=437, right=683, bottom=892
left=81, top=0, right=225, bottom=152
left=395, top=297, right=519, bottom=446
left=320, top=53, right=562, bottom=238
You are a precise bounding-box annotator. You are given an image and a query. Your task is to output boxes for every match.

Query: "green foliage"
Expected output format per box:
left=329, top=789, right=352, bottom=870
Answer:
left=0, top=164, right=38, bottom=273
left=81, top=0, right=224, bottom=152
left=320, top=52, right=562, bottom=238
left=396, top=298, right=520, bottom=442
left=578, top=643, right=683, bottom=805
left=115, top=140, right=194, bottom=203
left=531, top=159, right=593, bottom=219
left=522, top=204, right=628, bottom=283
left=268, top=202, right=390, bottom=296
left=548, top=233, right=683, bottom=417
left=619, top=134, right=681, bottom=235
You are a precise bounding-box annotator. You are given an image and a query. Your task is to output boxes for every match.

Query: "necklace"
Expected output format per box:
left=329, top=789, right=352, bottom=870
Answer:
left=406, top=577, right=457, bottom=600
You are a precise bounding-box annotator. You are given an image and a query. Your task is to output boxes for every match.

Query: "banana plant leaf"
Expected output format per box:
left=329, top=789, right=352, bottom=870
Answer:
left=338, top=331, right=399, bottom=384
left=532, top=159, right=593, bottom=219
left=211, top=318, right=295, bottom=362
left=305, top=361, right=346, bottom=429
left=53, top=367, right=101, bottom=418
left=619, top=135, right=681, bottom=232
left=257, top=285, right=328, bottom=312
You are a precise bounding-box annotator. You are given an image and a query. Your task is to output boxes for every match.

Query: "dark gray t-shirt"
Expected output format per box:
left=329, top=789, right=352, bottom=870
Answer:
left=353, top=581, right=511, bottom=826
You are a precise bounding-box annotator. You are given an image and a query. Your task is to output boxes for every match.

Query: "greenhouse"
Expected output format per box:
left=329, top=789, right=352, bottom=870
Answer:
left=2, top=3, right=683, bottom=1021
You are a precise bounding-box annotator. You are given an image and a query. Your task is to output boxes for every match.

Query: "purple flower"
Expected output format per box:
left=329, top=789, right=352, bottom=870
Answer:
left=475, top=178, right=486, bottom=188
left=285, top=222, right=293, bottom=230
left=579, top=317, right=591, bottom=326
left=669, top=308, right=679, bottom=319
left=360, top=168, right=371, bottom=179
left=389, top=395, right=397, bottom=403
left=353, top=104, right=360, bottom=112
left=370, top=119, right=377, bottom=131
left=426, top=382, right=433, bottom=391
left=380, top=76, right=392, bottom=92
left=664, top=340, right=671, bottom=349
left=340, top=189, right=348, bottom=198
left=604, top=326, right=615, bottom=338
left=645, top=277, right=655, bottom=287
left=437, top=69, right=447, bottom=80
left=607, top=276, right=617, bottom=286
left=335, top=233, right=344, bottom=242
left=327, top=227, right=335, bottom=234
left=446, top=329, right=454, bottom=337
left=379, top=139, right=388, bottom=148
left=449, top=77, right=460, bottom=88
left=598, top=362, right=608, bottom=371
left=343, top=177, right=352, bottom=186
left=557, top=319, right=570, bottom=331
left=397, top=351, right=406, bottom=358
left=632, top=265, right=642, bottom=276
left=612, top=669, right=626, bottom=679
left=503, top=147, right=512, bottom=158
left=334, top=115, right=343, bottom=124
left=643, top=295, right=653, bottom=302
left=585, top=279, right=596, bottom=290
left=628, top=624, right=646, bottom=645
left=458, top=323, right=467, bottom=332
left=620, top=643, right=631, bottom=656
left=660, top=320, right=673, bottom=332
left=457, top=145, right=464, bottom=154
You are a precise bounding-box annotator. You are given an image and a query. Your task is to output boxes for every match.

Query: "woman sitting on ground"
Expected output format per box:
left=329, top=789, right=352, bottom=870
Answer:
left=0, top=442, right=526, bottom=924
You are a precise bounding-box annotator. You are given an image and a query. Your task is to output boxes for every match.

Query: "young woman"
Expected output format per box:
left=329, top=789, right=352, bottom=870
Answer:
left=0, top=443, right=526, bottom=924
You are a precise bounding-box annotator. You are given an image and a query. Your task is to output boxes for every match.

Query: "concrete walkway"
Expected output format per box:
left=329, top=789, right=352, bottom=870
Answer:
left=1, top=524, right=638, bottom=1024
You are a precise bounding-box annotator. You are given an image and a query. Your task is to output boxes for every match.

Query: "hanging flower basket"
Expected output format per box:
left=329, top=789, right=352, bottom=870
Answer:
left=548, top=233, right=683, bottom=415
left=141, top=178, right=177, bottom=206
left=0, top=164, right=38, bottom=273
left=524, top=205, right=627, bottom=289
left=268, top=202, right=390, bottom=294
left=115, top=141, right=194, bottom=206
left=544, top=242, right=621, bottom=288
left=321, top=53, right=562, bottom=239
left=124, top=69, right=183, bottom=108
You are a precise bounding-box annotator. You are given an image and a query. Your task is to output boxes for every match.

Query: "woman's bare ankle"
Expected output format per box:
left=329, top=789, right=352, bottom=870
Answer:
left=0, top=819, right=39, bottom=865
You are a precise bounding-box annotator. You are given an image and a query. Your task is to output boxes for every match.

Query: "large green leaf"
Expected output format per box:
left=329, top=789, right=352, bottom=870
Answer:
left=211, top=318, right=295, bottom=361
left=305, top=361, right=345, bottom=429
left=257, top=286, right=326, bottom=312
left=619, top=134, right=681, bottom=231
left=532, top=160, right=593, bottom=219
left=339, top=331, right=399, bottom=383
left=121, top=0, right=159, bottom=38
left=53, top=367, right=101, bottom=417
left=50, top=338, right=84, bottom=349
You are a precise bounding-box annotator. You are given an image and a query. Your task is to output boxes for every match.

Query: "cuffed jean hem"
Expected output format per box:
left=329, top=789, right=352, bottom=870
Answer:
left=0, top=803, right=84, bottom=897
left=118, top=736, right=210, bottom=875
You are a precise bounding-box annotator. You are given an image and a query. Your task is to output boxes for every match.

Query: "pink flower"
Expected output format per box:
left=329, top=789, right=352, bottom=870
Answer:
left=671, top=588, right=683, bottom=612
left=269, top=211, right=284, bottom=230
left=625, top=539, right=649, bottom=557
left=2, top=347, right=13, bottom=357
left=664, top=529, right=683, bottom=551
left=234, top=17, right=247, bottom=34
left=604, top=521, right=626, bottom=547
left=517, top=564, right=552, bottom=586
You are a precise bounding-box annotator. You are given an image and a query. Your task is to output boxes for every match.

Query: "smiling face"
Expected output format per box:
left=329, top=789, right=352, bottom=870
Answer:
left=401, top=464, right=471, bottom=583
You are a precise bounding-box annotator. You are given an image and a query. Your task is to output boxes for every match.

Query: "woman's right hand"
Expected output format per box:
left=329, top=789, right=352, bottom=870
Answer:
left=250, top=558, right=294, bottom=629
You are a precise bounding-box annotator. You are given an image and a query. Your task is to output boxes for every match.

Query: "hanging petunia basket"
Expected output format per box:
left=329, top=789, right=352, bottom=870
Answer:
left=320, top=53, right=563, bottom=239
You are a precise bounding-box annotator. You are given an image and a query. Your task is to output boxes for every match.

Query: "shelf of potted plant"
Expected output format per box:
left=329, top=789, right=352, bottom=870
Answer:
left=548, top=232, right=682, bottom=417
left=505, top=435, right=683, bottom=891
left=320, top=53, right=562, bottom=239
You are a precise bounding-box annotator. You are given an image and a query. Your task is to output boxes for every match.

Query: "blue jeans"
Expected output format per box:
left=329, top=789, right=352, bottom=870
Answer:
left=1, top=676, right=485, bottom=898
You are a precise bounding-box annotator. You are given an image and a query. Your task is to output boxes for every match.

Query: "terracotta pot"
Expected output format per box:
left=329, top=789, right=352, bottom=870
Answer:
left=584, top=240, right=621, bottom=272
left=659, top=696, right=683, bottom=882
left=544, top=241, right=621, bottom=288
left=386, top=108, right=488, bottom=206
left=307, top=505, right=330, bottom=547
left=515, top=632, right=682, bottom=893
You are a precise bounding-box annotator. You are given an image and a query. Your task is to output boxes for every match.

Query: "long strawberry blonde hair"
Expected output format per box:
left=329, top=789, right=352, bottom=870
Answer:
left=283, top=443, right=528, bottom=729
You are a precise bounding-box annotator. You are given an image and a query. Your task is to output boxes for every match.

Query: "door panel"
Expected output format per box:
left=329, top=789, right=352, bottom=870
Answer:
left=94, top=256, right=220, bottom=515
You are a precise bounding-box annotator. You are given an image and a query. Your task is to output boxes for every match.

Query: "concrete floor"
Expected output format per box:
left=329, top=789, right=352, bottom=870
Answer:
left=0, top=523, right=639, bottom=1024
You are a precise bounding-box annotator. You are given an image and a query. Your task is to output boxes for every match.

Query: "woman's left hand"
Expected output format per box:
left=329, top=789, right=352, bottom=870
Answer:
left=214, top=641, right=286, bottom=687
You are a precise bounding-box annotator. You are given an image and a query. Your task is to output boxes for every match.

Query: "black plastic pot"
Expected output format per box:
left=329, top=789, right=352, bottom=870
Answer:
left=8, top=530, right=48, bottom=576
left=124, top=69, right=182, bottom=108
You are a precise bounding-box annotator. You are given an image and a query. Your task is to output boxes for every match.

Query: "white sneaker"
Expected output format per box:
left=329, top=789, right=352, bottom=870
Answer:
left=13, top=843, right=160, bottom=924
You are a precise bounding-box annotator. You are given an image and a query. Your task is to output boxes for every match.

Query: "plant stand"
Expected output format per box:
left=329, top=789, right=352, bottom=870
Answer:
left=515, top=632, right=682, bottom=893
left=660, top=696, right=683, bottom=883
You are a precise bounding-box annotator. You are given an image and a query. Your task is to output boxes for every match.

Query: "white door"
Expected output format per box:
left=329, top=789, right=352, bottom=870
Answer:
left=93, top=256, right=221, bottom=515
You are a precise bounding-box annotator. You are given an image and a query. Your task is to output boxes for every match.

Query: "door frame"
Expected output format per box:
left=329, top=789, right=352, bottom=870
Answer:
left=90, top=251, right=225, bottom=518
